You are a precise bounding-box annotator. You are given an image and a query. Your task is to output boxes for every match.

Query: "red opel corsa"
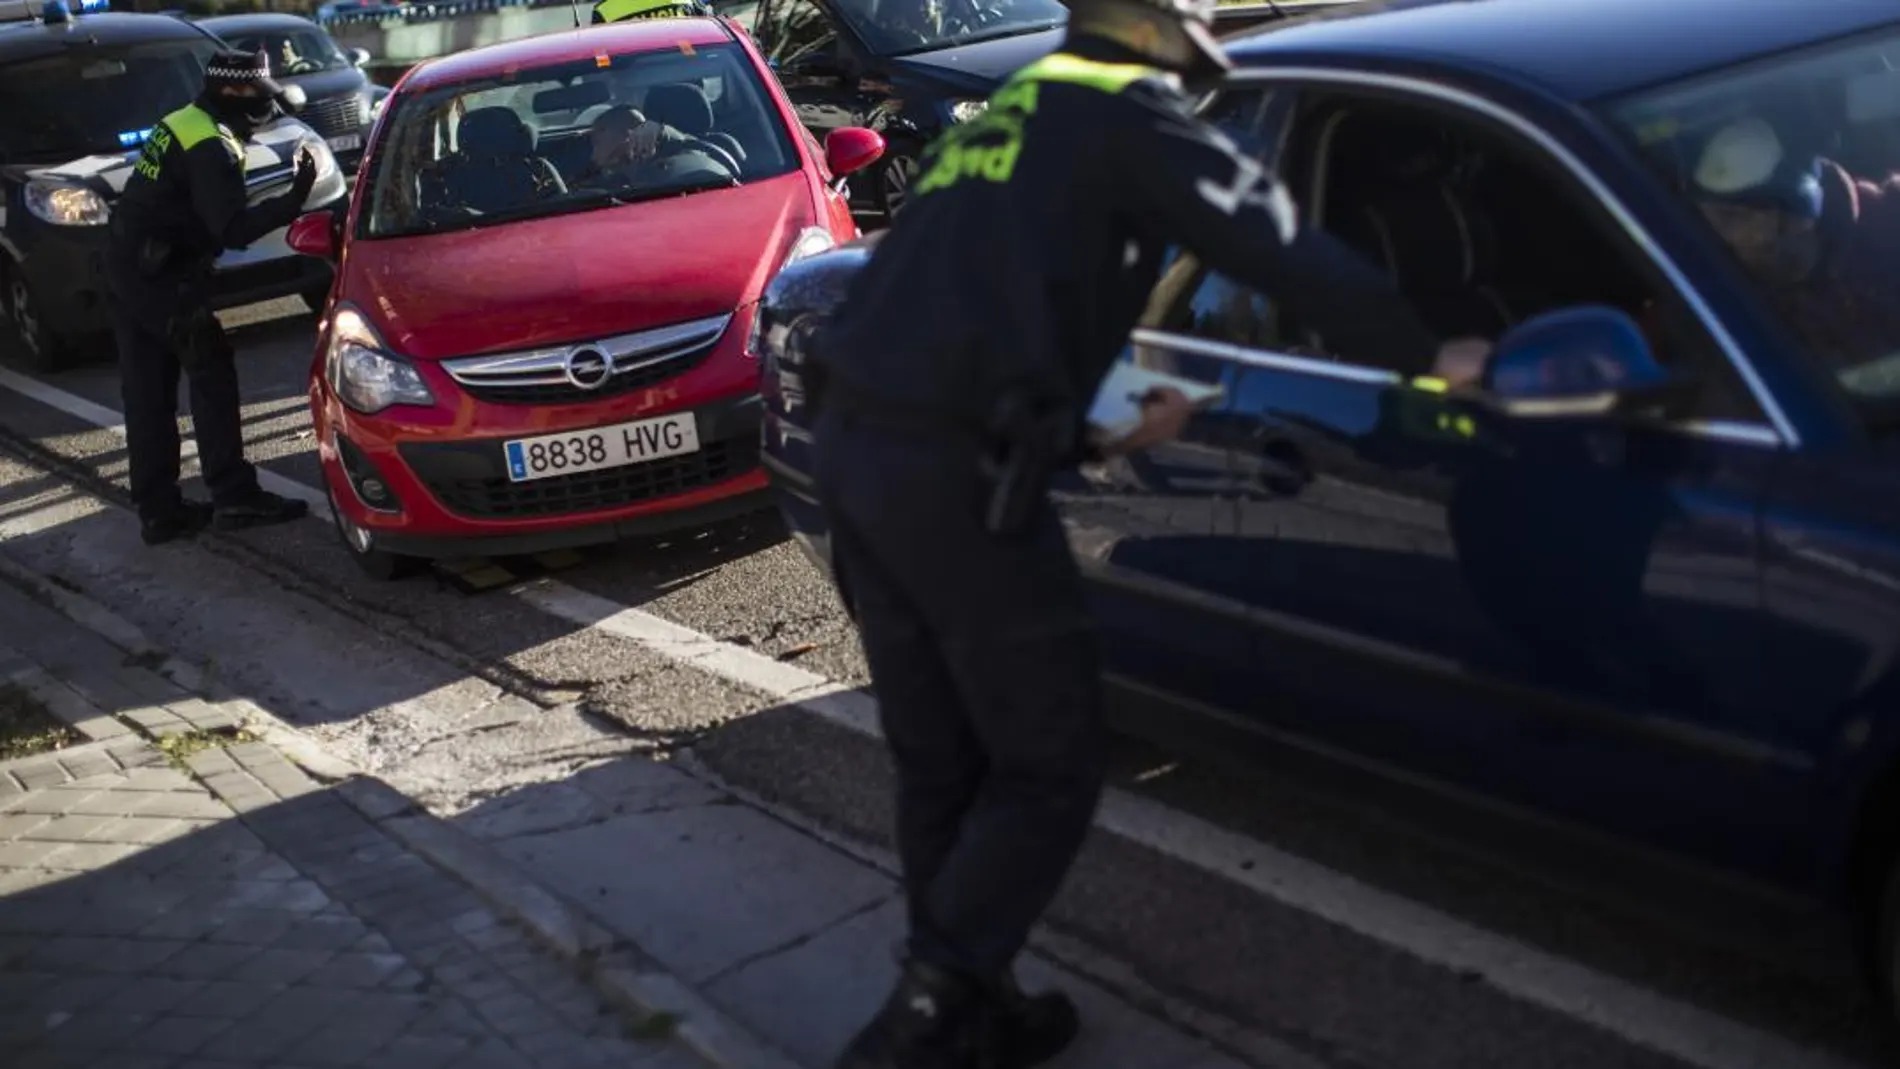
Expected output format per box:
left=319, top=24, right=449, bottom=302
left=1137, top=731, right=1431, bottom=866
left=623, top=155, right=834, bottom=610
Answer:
left=289, top=16, right=883, bottom=577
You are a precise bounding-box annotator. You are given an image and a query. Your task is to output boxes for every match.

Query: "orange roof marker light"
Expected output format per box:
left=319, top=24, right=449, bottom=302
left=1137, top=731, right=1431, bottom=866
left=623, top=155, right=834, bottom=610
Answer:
left=678, top=40, right=696, bottom=55
left=596, top=53, right=612, bottom=67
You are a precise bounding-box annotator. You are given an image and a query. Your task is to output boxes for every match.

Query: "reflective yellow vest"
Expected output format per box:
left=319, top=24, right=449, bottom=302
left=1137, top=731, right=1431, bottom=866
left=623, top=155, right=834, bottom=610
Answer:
left=591, top=0, right=709, bottom=23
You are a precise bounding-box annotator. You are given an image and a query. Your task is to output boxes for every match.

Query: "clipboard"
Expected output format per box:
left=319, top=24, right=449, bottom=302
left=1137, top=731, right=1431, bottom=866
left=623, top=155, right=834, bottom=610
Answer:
left=1086, top=362, right=1226, bottom=445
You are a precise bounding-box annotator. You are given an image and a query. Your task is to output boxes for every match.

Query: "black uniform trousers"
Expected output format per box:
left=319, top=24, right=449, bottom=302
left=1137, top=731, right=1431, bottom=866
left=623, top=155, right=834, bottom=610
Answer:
left=812, top=405, right=1106, bottom=979
left=109, top=281, right=259, bottom=521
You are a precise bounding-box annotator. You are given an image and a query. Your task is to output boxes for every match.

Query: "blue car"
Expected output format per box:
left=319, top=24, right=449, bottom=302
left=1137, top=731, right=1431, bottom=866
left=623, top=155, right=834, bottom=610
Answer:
left=754, top=0, right=1900, bottom=1022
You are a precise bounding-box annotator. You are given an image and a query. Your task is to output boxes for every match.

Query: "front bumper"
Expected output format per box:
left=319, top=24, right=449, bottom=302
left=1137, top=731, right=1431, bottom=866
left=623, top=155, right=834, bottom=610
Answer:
left=322, top=386, right=775, bottom=560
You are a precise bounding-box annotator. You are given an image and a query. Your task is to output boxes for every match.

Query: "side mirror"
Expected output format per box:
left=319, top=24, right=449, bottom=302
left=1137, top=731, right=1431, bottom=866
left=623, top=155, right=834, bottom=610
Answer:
left=350, top=47, right=372, bottom=67
left=1485, top=305, right=1695, bottom=419
left=824, top=126, right=884, bottom=178
left=287, top=210, right=339, bottom=260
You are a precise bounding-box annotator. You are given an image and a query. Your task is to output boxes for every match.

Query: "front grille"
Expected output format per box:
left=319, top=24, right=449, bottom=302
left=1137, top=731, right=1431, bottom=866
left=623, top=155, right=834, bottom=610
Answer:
left=441, top=315, right=730, bottom=406
left=301, top=94, right=364, bottom=139
left=402, top=435, right=759, bottom=520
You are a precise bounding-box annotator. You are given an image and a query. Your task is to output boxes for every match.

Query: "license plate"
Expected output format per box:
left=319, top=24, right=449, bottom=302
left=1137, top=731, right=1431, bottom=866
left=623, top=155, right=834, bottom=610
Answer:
left=326, top=134, right=362, bottom=152
left=503, top=414, right=700, bottom=483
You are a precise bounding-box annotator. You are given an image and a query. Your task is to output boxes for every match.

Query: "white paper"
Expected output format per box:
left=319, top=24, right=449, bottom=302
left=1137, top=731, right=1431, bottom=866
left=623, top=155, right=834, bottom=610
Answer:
left=1086, top=361, right=1225, bottom=443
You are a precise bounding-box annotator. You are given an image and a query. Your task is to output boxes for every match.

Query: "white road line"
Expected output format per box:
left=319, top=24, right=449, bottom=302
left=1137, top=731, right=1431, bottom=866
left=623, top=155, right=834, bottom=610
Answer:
left=0, top=368, right=1864, bottom=1069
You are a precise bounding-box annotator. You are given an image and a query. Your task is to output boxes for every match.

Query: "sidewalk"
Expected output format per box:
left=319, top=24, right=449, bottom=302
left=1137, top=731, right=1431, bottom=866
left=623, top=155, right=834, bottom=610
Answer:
left=0, top=606, right=710, bottom=1068
left=0, top=455, right=1264, bottom=1069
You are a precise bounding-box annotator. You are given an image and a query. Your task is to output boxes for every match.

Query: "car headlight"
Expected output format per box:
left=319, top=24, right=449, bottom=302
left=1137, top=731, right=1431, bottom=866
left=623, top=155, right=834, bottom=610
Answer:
left=781, top=226, right=835, bottom=269
left=326, top=306, right=434, bottom=414
left=23, top=180, right=109, bottom=227
left=947, top=99, right=988, bottom=123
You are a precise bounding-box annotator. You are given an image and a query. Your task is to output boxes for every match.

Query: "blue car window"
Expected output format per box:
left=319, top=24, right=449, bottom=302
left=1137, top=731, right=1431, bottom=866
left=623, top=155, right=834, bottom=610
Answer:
left=1603, top=27, right=1900, bottom=425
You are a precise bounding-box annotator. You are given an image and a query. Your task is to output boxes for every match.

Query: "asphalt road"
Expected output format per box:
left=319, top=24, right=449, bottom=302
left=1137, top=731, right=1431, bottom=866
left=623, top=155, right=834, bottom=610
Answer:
left=0, top=295, right=1893, bottom=1069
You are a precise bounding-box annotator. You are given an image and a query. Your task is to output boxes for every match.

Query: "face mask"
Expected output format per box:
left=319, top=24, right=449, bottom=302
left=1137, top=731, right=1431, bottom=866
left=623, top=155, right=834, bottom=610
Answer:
left=204, top=92, right=277, bottom=137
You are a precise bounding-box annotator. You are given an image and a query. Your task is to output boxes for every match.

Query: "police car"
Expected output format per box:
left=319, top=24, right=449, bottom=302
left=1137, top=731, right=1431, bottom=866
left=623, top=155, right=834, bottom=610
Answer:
left=0, top=0, right=349, bottom=370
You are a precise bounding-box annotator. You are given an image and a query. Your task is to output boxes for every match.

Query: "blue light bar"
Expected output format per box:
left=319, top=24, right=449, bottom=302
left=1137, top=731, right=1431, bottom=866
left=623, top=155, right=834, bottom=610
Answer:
left=117, top=127, right=153, bottom=147
left=76, top=0, right=108, bottom=11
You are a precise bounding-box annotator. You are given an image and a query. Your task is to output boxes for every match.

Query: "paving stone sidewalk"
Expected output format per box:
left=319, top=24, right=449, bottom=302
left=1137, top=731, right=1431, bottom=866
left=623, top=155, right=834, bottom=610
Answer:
left=0, top=733, right=709, bottom=1069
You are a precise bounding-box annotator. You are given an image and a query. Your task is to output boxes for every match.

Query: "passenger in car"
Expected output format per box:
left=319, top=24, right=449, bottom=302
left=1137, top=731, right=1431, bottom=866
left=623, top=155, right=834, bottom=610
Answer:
left=1690, top=116, right=1900, bottom=368
left=571, top=104, right=690, bottom=186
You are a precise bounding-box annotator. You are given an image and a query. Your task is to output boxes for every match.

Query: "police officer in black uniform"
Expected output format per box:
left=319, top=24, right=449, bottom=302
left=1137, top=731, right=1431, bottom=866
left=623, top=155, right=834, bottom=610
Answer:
left=106, top=49, right=317, bottom=546
left=813, top=0, right=1491, bottom=1063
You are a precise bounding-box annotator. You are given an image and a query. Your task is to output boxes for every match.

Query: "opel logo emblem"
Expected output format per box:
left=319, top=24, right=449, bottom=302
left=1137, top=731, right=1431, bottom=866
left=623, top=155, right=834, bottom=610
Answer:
left=563, top=346, right=613, bottom=390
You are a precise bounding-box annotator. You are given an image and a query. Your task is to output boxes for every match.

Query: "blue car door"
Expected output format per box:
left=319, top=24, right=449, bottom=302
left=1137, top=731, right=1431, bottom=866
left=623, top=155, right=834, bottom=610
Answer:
left=1052, top=88, right=1296, bottom=718
left=1152, top=74, right=1811, bottom=880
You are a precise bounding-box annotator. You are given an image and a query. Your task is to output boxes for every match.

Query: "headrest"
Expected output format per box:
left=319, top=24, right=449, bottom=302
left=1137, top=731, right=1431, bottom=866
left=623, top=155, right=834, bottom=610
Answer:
left=458, top=107, right=532, bottom=159
left=642, top=83, right=713, bottom=136
left=1692, top=116, right=1822, bottom=219
left=1328, top=110, right=1457, bottom=190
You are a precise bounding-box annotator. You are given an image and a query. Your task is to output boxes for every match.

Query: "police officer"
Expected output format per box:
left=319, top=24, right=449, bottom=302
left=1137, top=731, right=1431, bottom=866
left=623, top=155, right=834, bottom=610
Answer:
left=811, top=0, right=1490, bottom=1063
left=106, top=49, right=316, bottom=546
left=591, top=0, right=710, bottom=23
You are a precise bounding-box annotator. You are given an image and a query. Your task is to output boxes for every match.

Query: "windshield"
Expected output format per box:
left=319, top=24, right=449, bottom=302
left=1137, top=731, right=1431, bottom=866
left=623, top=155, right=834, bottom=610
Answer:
left=833, top=0, right=1065, bottom=56
left=215, top=25, right=353, bottom=75
left=0, top=39, right=217, bottom=161
left=360, top=42, right=800, bottom=240
left=1601, top=26, right=1900, bottom=424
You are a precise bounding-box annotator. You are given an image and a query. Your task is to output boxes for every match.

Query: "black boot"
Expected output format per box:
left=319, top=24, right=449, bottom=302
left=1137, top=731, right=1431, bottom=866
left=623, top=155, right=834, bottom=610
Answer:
left=140, top=500, right=214, bottom=546
left=834, top=960, right=984, bottom=1069
left=212, top=490, right=309, bottom=532
left=976, top=972, right=1079, bottom=1069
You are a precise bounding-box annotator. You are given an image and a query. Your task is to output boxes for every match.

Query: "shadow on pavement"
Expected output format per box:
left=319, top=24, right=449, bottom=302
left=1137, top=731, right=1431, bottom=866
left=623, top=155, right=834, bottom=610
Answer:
left=0, top=743, right=677, bottom=1068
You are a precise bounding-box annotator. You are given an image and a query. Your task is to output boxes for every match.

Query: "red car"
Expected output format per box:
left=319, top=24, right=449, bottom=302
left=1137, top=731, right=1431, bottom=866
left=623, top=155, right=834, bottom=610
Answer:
left=287, top=15, right=883, bottom=577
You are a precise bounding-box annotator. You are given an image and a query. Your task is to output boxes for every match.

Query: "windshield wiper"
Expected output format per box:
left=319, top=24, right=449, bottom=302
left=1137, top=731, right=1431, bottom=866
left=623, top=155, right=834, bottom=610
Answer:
left=369, top=189, right=630, bottom=239
left=611, top=174, right=742, bottom=204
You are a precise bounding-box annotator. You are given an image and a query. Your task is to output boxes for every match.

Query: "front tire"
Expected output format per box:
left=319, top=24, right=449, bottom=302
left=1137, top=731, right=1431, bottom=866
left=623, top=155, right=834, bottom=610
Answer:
left=874, top=148, right=920, bottom=223
left=2, top=265, right=80, bottom=372
left=326, top=479, right=423, bottom=581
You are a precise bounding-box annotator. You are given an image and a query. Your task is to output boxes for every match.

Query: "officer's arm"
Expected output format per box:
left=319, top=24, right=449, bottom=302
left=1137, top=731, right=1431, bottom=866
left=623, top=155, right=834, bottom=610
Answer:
left=1115, top=83, right=1443, bottom=376
left=185, top=140, right=307, bottom=251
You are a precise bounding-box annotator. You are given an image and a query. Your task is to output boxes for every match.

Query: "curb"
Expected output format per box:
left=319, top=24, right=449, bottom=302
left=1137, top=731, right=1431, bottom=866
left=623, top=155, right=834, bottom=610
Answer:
left=0, top=543, right=804, bottom=1069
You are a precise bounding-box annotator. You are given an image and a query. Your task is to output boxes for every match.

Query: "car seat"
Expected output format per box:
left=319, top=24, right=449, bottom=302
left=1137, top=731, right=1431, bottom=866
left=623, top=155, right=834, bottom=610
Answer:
left=642, top=83, right=748, bottom=169
left=1311, top=109, right=1515, bottom=344
left=433, top=106, right=567, bottom=214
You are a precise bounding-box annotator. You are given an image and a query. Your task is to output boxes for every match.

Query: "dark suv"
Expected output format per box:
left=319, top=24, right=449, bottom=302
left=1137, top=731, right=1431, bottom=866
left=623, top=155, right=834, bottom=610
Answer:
left=0, top=1, right=349, bottom=370
left=731, top=0, right=1356, bottom=221
left=198, top=12, right=385, bottom=175
left=734, top=0, right=1065, bottom=219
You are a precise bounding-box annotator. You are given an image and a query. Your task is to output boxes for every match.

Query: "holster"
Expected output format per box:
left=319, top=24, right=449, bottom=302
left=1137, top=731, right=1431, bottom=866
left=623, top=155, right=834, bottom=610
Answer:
left=980, top=391, right=1074, bottom=538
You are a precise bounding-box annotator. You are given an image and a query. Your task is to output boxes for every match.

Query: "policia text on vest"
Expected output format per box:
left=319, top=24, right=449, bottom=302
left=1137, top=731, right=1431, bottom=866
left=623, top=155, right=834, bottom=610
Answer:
left=591, top=0, right=709, bottom=23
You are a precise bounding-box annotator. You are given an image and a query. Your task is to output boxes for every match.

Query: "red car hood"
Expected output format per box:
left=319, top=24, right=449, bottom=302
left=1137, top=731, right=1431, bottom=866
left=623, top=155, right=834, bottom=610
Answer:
left=345, top=173, right=813, bottom=360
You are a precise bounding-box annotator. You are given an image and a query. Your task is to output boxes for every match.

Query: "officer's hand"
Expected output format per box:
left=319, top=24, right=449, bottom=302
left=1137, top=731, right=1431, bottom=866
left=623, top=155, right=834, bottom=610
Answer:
left=1431, top=337, right=1492, bottom=390
left=290, top=147, right=318, bottom=199
left=1107, top=387, right=1195, bottom=455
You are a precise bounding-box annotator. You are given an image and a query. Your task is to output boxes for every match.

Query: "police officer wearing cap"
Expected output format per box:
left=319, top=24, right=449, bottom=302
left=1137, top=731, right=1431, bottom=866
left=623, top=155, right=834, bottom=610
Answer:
left=814, top=0, right=1489, bottom=1063
left=590, top=0, right=710, bottom=23
left=106, top=49, right=317, bottom=546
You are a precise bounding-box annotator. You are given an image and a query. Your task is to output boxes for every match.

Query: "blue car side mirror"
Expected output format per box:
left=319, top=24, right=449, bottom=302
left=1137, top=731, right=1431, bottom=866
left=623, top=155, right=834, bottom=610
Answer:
left=1484, top=305, right=1694, bottom=419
